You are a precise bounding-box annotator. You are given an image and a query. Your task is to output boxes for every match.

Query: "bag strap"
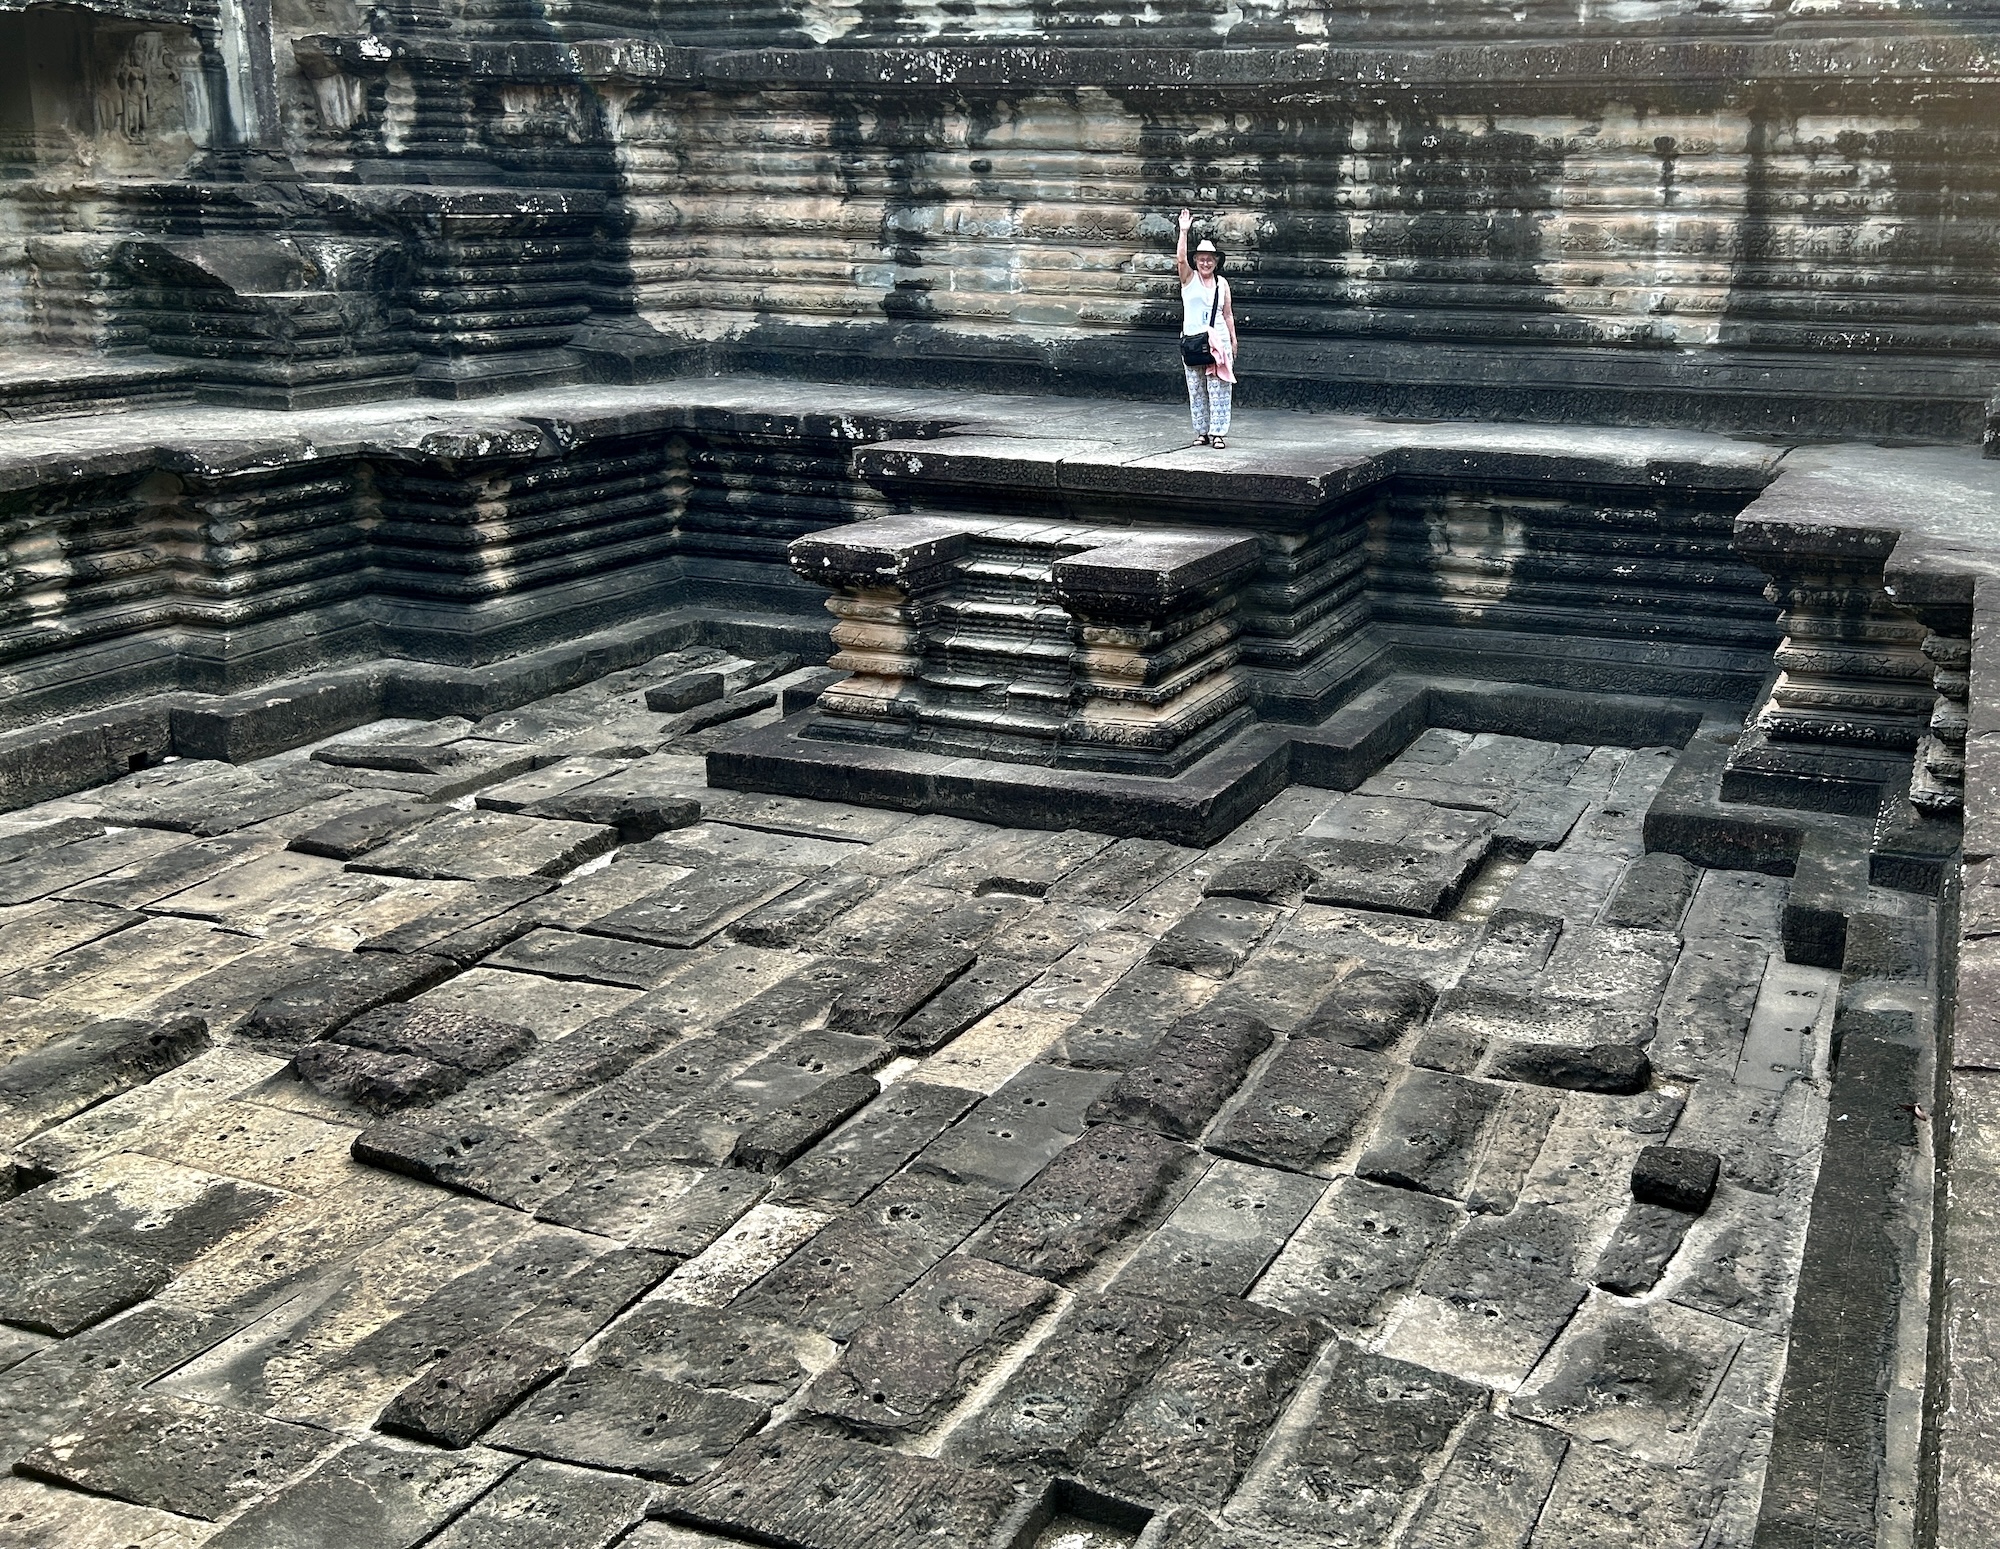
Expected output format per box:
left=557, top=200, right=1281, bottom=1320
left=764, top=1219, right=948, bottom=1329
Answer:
left=1207, top=279, right=1221, bottom=329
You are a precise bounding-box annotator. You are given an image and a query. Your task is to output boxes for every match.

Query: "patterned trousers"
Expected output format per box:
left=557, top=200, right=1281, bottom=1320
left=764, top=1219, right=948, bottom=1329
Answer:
left=1184, top=366, right=1233, bottom=437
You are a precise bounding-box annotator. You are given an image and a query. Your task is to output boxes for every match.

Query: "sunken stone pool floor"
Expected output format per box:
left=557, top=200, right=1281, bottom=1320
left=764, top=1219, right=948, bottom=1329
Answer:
left=0, top=650, right=1936, bottom=1549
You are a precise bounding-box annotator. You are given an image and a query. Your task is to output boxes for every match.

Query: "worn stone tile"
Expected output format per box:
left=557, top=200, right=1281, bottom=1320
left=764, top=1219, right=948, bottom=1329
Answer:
left=0, top=1012, right=214, bottom=1149
left=409, top=967, right=641, bottom=1037
left=0, top=1473, right=219, bottom=1547
left=916, top=1004, right=1078, bottom=1093
left=1524, top=1430, right=1720, bottom=1548
left=653, top=1201, right=833, bottom=1309
left=425, top=1459, right=658, bottom=1549
left=0, top=899, right=140, bottom=975
left=1381, top=1203, right=1588, bottom=1391
left=3, top=916, right=261, bottom=1013
left=672, top=1425, right=1024, bottom=1549
left=1, top=829, right=225, bottom=906
left=376, top=1333, right=567, bottom=1448
left=352, top=811, right=619, bottom=882
left=199, top=1438, right=515, bottom=1549
left=589, top=1300, right=821, bottom=1405
left=728, top=871, right=880, bottom=949
left=1355, top=1068, right=1506, bottom=1200
left=803, top=1255, right=1055, bottom=1437
left=972, top=1123, right=1197, bottom=1283
left=17, top=1392, right=332, bottom=1520
left=1048, top=959, right=1218, bottom=1068
left=1087, top=1005, right=1273, bottom=1140
left=1110, top=1158, right=1324, bottom=1305
left=488, top=1360, right=765, bottom=1481
left=737, top=1172, right=1006, bottom=1339
left=0, top=1304, right=243, bottom=1477
left=941, top=1291, right=1196, bottom=1476
left=1682, top=869, right=1787, bottom=944
left=1147, top=897, right=1285, bottom=980
left=1250, top=1176, right=1462, bottom=1334
left=1087, top=1298, right=1323, bottom=1509
left=769, top=1080, right=980, bottom=1210
left=912, top=1061, right=1119, bottom=1191
left=1206, top=1037, right=1390, bottom=1173
left=1286, top=906, right=1478, bottom=987
left=1233, top=1342, right=1485, bottom=1543
left=1400, top=1412, right=1569, bottom=1549
left=486, top=926, right=690, bottom=989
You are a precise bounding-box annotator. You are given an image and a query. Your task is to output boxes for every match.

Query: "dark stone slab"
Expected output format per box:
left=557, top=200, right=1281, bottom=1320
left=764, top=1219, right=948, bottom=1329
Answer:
left=680, top=686, right=779, bottom=734
left=1049, top=837, right=1197, bottom=907
left=333, top=1002, right=535, bottom=1075
left=58, top=832, right=271, bottom=909
left=739, top=1173, right=1006, bottom=1339
left=507, top=1247, right=678, bottom=1354
left=1484, top=1039, right=1652, bottom=1095
left=352, top=811, right=619, bottom=882
left=1355, top=1070, right=1505, bottom=1199
left=0, top=1234, right=170, bottom=1337
left=0, top=1304, right=235, bottom=1465
left=890, top=956, right=1040, bottom=1054
left=1109, top=1158, right=1325, bottom=1305
left=1056, top=962, right=1219, bottom=1070
left=1398, top=1413, right=1569, bottom=1549
left=523, top=775, right=702, bottom=841
left=1632, top=1144, right=1722, bottom=1213
left=942, top=1292, right=1196, bottom=1476
left=487, top=926, right=689, bottom=989
left=1296, top=968, right=1436, bottom=1051
left=1415, top=1203, right=1588, bottom=1354
left=240, top=953, right=456, bottom=1050
left=1206, top=1039, right=1391, bottom=1173
left=0, top=816, right=105, bottom=865
left=729, top=872, right=879, bottom=949
left=488, top=1361, right=767, bottom=1481
left=912, top=1062, right=1119, bottom=1192
left=769, top=1080, right=979, bottom=1211
left=1782, top=829, right=1867, bottom=969
left=972, top=1124, right=1194, bottom=1283
left=804, top=1255, right=1055, bottom=1438
left=99, top=764, right=334, bottom=836
left=358, top=879, right=556, bottom=954
left=731, top=1070, right=880, bottom=1173
left=426, top=1460, right=659, bottom=1549
left=669, top=1426, right=1024, bottom=1549
left=1239, top=1344, right=1485, bottom=1544
left=376, top=1333, right=566, bottom=1448
left=1088, top=1299, right=1323, bottom=1510
left=1491, top=788, right=1591, bottom=859
left=17, top=1390, right=331, bottom=1521
left=1146, top=898, right=1283, bottom=979
left=288, top=800, right=438, bottom=861
left=1841, top=911, right=1930, bottom=980
left=1202, top=853, right=1319, bottom=905
left=705, top=956, right=880, bottom=1047
left=1252, top=1176, right=1462, bottom=1331
left=1649, top=937, right=1767, bottom=1082
left=201, top=1438, right=514, bottom=1549
left=1086, top=1007, right=1274, bottom=1140
left=1603, top=852, right=1699, bottom=932
left=354, top=1120, right=580, bottom=1216
left=586, top=865, right=805, bottom=948
left=0, top=1013, right=211, bottom=1146
left=293, top=1041, right=466, bottom=1112
left=647, top=671, right=726, bottom=712
left=588, top=1301, right=815, bottom=1406
left=459, top=1013, right=682, bottom=1123
left=633, top=1027, right=886, bottom=1168
left=1592, top=1201, right=1696, bottom=1295
left=538, top=1164, right=767, bottom=1258
left=828, top=944, right=977, bottom=1033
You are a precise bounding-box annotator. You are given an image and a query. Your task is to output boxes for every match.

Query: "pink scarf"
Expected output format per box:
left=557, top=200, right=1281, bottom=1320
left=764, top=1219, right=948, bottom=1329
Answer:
left=1197, top=277, right=1234, bottom=384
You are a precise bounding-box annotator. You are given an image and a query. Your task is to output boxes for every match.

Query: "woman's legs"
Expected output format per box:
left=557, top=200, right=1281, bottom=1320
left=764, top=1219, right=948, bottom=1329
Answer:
left=1184, top=365, right=1211, bottom=439
left=1206, top=375, right=1233, bottom=441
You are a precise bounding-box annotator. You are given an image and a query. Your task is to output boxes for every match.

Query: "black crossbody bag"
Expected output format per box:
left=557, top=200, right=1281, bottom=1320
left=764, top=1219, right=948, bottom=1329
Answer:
left=1179, top=279, right=1222, bottom=368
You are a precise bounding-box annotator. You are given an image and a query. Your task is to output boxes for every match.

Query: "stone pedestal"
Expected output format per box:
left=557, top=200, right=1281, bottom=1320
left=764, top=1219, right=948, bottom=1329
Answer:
left=792, top=513, right=1262, bottom=774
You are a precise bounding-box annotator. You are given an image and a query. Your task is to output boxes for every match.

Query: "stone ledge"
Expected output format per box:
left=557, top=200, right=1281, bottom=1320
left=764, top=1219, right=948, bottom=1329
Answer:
left=710, top=675, right=1713, bottom=845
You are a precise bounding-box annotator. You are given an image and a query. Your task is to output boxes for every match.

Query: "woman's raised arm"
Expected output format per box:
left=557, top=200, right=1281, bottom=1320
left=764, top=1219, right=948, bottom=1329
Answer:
left=1175, top=207, right=1194, bottom=287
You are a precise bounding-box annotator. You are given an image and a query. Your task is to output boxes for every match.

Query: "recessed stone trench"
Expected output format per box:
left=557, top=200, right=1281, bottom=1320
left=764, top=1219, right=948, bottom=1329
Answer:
left=0, top=391, right=1954, bottom=1545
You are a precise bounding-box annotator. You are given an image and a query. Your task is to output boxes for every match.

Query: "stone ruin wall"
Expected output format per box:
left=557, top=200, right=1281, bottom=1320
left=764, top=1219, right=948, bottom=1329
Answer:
left=2, top=0, right=1999, bottom=436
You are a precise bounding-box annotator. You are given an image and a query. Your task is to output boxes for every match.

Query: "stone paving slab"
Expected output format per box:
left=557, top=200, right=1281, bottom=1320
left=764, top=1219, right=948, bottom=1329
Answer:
left=0, top=677, right=1938, bottom=1548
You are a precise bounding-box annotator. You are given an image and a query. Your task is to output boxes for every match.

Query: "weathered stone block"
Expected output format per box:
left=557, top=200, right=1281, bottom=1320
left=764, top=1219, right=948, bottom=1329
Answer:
left=1086, top=1006, right=1274, bottom=1139
left=973, top=1123, right=1194, bottom=1283
left=376, top=1333, right=566, bottom=1448
left=803, top=1255, right=1054, bottom=1438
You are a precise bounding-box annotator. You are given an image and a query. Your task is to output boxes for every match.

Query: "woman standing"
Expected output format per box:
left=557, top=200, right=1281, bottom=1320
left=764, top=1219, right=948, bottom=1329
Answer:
left=1175, top=206, right=1238, bottom=448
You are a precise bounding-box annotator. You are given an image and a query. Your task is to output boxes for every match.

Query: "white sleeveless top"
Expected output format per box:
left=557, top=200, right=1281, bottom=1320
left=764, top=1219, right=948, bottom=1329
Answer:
left=1182, top=275, right=1226, bottom=335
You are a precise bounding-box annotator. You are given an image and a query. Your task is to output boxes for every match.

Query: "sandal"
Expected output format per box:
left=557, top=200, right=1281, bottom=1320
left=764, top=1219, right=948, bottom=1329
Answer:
left=1211, top=436, right=1227, bottom=449
left=1195, top=435, right=1212, bottom=446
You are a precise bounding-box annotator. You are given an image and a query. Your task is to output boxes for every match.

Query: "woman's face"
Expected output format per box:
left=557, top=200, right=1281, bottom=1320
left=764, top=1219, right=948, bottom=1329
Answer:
left=1195, top=251, right=1217, bottom=277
